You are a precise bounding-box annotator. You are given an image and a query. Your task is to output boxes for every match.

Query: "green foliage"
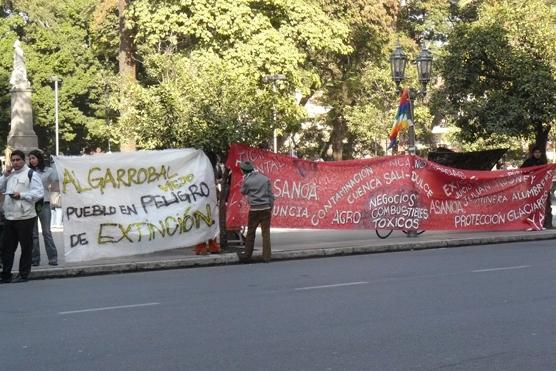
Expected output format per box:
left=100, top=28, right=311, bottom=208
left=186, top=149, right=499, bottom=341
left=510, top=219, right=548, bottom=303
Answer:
left=128, top=0, right=350, bottom=86
left=432, top=0, right=556, bottom=149
left=0, top=1, right=108, bottom=154
left=26, top=22, right=105, bottom=154
left=6, top=0, right=551, bottom=160
left=90, top=2, right=119, bottom=69
left=305, top=0, right=399, bottom=159
left=343, top=64, right=398, bottom=157
left=397, top=0, right=454, bottom=42
left=115, top=51, right=305, bottom=155
left=116, top=0, right=350, bottom=157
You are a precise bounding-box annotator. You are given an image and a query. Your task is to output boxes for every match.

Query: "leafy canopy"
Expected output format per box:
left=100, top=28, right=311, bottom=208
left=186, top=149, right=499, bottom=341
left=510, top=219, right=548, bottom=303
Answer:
left=115, top=0, right=351, bottom=156
left=0, top=0, right=107, bottom=154
left=433, top=0, right=556, bottom=148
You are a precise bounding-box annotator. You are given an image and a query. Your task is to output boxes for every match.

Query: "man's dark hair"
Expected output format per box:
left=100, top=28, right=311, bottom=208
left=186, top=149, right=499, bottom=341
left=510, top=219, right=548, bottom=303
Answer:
left=11, top=149, right=25, bottom=161
left=29, top=149, right=46, bottom=171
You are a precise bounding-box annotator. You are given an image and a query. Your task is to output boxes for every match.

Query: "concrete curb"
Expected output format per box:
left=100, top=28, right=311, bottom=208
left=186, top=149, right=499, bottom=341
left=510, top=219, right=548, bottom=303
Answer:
left=26, top=231, right=556, bottom=281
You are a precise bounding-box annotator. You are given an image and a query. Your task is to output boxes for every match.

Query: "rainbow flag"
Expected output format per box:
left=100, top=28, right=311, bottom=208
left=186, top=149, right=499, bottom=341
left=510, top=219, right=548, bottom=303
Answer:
left=387, top=88, right=412, bottom=149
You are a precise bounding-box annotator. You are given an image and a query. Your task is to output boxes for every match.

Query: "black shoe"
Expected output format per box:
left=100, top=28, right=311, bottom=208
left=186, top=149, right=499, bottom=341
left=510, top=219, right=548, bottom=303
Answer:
left=0, top=277, right=12, bottom=284
left=32, top=262, right=40, bottom=267
left=48, top=261, right=58, bottom=266
left=12, top=275, right=28, bottom=283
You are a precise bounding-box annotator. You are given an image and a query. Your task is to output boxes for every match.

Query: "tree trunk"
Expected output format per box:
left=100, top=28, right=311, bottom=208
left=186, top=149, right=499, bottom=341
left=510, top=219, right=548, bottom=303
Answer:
left=118, top=0, right=135, bottom=80
left=329, top=80, right=352, bottom=161
left=118, top=0, right=137, bottom=152
left=219, top=166, right=230, bottom=250
left=329, top=104, right=348, bottom=160
left=534, top=123, right=551, bottom=152
left=330, top=113, right=346, bottom=160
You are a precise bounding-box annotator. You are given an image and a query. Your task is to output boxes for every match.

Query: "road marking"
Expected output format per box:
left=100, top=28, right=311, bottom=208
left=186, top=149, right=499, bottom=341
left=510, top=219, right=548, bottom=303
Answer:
left=59, top=302, right=160, bottom=315
left=294, top=281, right=368, bottom=291
left=472, top=265, right=531, bottom=273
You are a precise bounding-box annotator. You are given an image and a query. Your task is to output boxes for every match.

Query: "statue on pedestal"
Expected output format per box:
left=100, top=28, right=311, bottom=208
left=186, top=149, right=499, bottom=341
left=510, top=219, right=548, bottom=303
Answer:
left=7, top=38, right=37, bottom=154
left=9, top=39, right=30, bottom=89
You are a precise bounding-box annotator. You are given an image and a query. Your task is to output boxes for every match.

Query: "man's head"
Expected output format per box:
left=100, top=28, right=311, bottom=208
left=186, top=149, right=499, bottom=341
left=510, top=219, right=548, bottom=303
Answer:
left=10, top=150, right=25, bottom=171
left=531, top=145, right=543, bottom=160
left=240, top=161, right=254, bottom=174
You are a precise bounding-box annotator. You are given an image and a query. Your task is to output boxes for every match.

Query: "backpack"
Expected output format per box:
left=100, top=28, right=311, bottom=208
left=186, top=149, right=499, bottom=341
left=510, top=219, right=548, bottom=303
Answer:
left=27, top=169, right=44, bottom=214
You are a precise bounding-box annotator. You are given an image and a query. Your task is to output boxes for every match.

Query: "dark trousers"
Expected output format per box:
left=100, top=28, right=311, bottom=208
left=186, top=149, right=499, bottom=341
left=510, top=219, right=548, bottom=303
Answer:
left=544, top=197, right=553, bottom=228
left=0, top=224, right=3, bottom=267
left=2, top=217, right=37, bottom=280
left=244, top=208, right=272, bottom=262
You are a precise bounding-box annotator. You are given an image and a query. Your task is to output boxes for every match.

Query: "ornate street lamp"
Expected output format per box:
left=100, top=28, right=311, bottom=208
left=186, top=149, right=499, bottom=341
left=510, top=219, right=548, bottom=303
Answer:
left=389, top=42, right=433, bottom=155
left=389, top=42, right=433, bottom=238
left=390, top=41, right=407, bottom=89
left=415, top=44, right=433, bottom=92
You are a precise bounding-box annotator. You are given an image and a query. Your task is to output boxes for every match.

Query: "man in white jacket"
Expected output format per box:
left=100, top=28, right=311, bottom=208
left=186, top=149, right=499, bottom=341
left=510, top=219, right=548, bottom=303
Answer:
left=0, top=150, right=44, bottom=283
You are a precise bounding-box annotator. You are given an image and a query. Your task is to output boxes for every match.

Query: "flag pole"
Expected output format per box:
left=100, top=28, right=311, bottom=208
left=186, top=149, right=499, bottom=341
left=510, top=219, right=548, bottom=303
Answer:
left=407, top=89, right=416, bottom=156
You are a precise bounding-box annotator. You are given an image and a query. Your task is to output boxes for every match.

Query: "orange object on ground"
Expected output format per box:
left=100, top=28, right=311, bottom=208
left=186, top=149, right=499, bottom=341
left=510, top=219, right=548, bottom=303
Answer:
left=208, top=239, right=221, bottom=253
left=194, top=242, right=208, bottom=255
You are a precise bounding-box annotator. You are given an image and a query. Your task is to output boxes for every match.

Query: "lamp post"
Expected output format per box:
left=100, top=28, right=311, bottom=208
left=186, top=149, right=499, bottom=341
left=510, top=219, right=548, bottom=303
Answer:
left=390, top=41, right=433, bottom=238
left=49, top=76, right=61, bottom=156
left=389, top=41, right=433, bottom=155
left=262, top=74, right=286, bottom=153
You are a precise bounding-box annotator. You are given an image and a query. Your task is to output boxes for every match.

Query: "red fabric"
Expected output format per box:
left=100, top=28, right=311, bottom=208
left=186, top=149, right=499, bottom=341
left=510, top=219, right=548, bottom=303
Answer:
left=208, top=239, right=221, bottom=253
left=226, top=144, right=555, bottom=231
left=195, top=243, right=208, bottom=255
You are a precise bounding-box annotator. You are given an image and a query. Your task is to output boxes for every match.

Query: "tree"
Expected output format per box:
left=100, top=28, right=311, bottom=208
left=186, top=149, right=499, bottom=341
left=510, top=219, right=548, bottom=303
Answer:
left=0, top=1, right=106, bottom=154
left=396, top=0, right=459, bottom=43
left=341, top=63, right=397, bottom=157
left=309, top=0, right=399, bottom=160
left=433, top=0, right=556, bottom=151
left=114, top=51, right=300, bottom=154
left=117, top=0, right=137, bottom=151
left=118, top=0, right=351, bottom=158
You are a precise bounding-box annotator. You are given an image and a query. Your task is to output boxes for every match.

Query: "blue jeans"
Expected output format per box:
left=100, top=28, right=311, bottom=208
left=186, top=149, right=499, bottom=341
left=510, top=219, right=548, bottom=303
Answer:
left=32, top=202, right=58, bottom=265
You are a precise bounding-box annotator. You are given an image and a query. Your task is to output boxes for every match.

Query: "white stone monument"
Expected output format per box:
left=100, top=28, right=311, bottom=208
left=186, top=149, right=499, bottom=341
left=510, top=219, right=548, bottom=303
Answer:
left=7, top=39, right=38, bottom=154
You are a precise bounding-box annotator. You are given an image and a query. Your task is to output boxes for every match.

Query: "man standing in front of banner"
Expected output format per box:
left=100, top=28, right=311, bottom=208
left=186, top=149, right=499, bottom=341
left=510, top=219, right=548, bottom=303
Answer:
left=237, top=161, right=274, bottom=263
left=0, top=150, right=44, bottom=283
left=521, top=145, right=553, bottom=229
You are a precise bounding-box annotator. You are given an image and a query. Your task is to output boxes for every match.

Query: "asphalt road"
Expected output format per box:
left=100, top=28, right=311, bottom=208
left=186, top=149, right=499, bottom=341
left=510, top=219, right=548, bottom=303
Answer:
left=1, top=240, right=555, bottom=371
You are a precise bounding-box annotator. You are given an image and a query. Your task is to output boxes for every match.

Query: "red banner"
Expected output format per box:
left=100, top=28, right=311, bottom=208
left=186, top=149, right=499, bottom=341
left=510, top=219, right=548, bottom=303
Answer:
left=226, top=144, right=554, bottom=231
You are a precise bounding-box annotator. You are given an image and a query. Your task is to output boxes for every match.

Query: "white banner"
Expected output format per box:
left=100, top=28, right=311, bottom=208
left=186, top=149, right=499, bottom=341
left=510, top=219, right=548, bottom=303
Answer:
left=54, top=149, right=219, bottom=262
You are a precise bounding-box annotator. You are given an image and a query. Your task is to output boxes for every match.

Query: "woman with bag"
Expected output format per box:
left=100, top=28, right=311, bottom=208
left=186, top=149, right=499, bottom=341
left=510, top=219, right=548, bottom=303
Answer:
left=29, top=150, right=59, bottom=266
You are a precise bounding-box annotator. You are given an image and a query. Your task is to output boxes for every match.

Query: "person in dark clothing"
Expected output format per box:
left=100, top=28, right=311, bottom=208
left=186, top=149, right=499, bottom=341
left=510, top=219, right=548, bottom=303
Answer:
left=236, top=161, right=274, bottom=263
left=521, top=145, right=546, bottom=168
left=521, top=145, right=553, bottom=229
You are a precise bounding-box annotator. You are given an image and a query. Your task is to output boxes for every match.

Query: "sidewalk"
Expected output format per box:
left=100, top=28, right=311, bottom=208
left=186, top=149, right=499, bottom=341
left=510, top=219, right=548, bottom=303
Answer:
left=26, top=228, right=556, bottom=280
